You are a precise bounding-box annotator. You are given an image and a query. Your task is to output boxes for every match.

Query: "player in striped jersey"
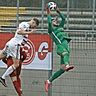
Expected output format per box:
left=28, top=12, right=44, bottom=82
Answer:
left=0, top=17, right=39, bottom=87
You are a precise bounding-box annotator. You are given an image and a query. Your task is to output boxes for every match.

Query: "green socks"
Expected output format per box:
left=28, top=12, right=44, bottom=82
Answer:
left=49, top=68, right=65, bottom=82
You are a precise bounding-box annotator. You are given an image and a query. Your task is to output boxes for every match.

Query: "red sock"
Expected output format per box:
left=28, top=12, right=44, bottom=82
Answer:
left=13, top=79, right=22, bottom=96
left=17, top=77, right=22, bottom=91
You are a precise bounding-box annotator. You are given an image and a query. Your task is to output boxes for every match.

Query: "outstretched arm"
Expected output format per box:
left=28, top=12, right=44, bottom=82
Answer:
left=16, top=28, right=36, bottom=35
left=55, top=7, right=66, bottom=27
left=46, top=5, right=53, bottom=33
left=16, top=22, right=36, bottom=35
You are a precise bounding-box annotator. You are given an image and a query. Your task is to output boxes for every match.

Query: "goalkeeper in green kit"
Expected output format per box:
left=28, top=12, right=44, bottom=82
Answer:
left=45, top=3, right=74, bottom=92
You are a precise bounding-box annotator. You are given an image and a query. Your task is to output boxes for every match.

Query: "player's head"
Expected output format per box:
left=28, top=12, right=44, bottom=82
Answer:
left=29, top=17, right=39, bottom=28
left=51, top=16, right=59, bottom=26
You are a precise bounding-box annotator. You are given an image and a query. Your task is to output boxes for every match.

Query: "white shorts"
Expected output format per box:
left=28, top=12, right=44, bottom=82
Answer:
left=3, top=39, right=21, bottom=59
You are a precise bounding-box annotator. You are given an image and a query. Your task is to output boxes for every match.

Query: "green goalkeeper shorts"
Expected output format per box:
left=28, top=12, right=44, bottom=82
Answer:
left=56, top=40, right=70, bottom=65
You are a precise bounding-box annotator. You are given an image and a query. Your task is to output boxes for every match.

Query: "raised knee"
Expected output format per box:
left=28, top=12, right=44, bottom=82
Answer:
left=13, top=62, right=19, bottom=69
left=61, top=64, right=67, bottom=71
left=61, top=64, right=74, bottom=71
left=61, top=51, right=68, bottom=57
left=13, top=59, right=20, bottom=68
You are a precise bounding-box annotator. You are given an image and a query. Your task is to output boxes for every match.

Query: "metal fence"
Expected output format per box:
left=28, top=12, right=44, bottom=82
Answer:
left=0, top=0, right=96, bottom=96
left=51, top=30, right=96, bottom=96
left=0, top=0, right=96, bottom=31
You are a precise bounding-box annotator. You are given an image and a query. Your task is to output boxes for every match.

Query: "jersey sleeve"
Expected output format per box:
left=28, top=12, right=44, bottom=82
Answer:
left=19, top=22, right=29, bottom=31
left=47, top=15, right=53, bottom=33
left=59, top=13, right=66, bottom=27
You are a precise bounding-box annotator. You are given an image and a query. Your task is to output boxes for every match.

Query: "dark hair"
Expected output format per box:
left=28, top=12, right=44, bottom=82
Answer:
left=33, top=17, right=39, bottom=26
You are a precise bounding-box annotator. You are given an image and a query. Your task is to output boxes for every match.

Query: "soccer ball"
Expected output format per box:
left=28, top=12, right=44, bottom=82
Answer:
left=48, top=2, right=57, bottom=10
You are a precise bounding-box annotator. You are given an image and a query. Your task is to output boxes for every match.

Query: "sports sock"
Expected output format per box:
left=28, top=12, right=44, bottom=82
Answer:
left=17, top=78, right=22, bottom=90
left=13, top=80, right=22, bottom=96
left=2, top=65, right=16, bottom=79
left=49, top=68, right=65, bottom=82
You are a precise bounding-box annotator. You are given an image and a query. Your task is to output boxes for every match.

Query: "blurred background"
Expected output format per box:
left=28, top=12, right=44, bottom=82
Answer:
left=0, top=0, right=96, bottom=96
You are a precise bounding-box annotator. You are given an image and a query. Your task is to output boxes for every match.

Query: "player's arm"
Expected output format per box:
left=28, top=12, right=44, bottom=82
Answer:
left=46, top=5, right=53, bottom=33
left=55, top=7, right=66, bottom=27
left=16, top=22, right=36, bottom=35
left=16, top=28, right=36, bottom=35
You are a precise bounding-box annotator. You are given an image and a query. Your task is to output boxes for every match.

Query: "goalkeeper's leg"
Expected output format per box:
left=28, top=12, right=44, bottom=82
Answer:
left=45, top=49, right=74, bottom=92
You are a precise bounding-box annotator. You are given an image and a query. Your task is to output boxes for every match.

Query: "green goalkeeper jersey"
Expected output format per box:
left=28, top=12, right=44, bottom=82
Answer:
left=47, top=12, right=71, bottom=45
